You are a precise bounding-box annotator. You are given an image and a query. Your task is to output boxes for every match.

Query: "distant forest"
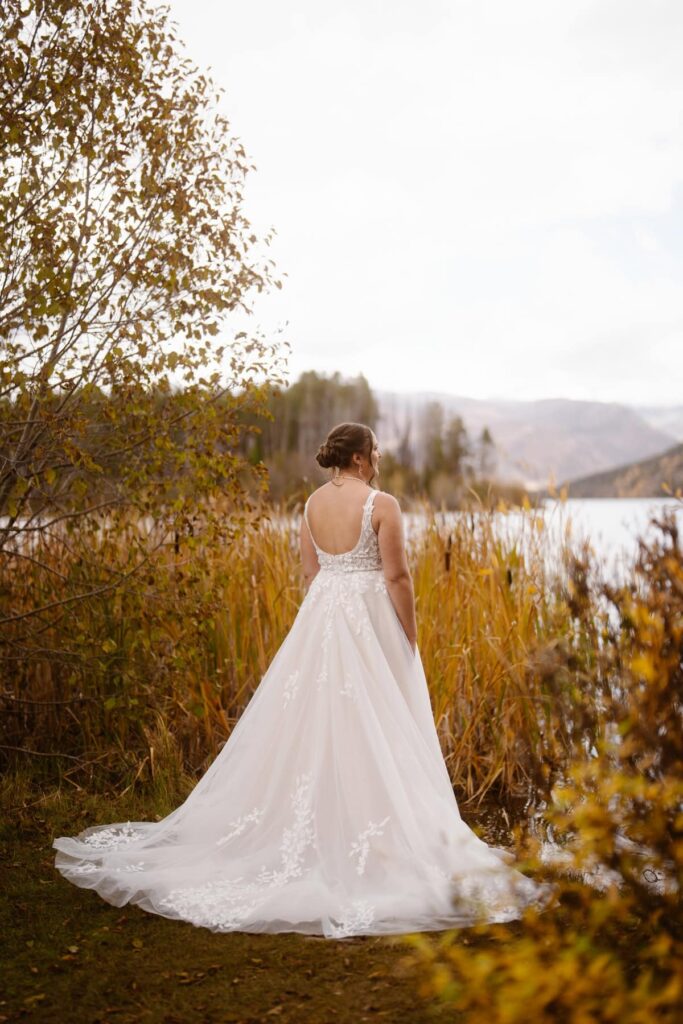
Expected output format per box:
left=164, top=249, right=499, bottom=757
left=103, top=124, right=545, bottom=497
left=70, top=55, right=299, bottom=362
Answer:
left=244, top=370, right=506, bottom=506
left=0, top=370, right=517, bottom=515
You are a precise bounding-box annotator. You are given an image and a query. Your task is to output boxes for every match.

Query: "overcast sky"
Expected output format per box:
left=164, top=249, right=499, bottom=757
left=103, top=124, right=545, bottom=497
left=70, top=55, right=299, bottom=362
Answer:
left=168, top=0, right=683, bottom=407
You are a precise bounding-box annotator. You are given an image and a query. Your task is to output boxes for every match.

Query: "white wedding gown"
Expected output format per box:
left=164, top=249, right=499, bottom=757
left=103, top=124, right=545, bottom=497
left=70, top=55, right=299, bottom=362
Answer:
left=53, top=488, right=553, bottom=938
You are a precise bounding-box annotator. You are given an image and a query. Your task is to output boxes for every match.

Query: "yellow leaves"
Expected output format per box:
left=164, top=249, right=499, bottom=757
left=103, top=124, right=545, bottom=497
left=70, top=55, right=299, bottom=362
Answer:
left=664, top=555, right=683, bottom=581
left=400, top=920, right=683, bottom=1024
left=656, top=964, right=683, bottom=1002
left=422, top=962, right=451, bottom=998
left=625, top=599, right=664, bottom=641
left=549, top=784, right=576, bottom=811
left=629, top=653, right=657, bottom=683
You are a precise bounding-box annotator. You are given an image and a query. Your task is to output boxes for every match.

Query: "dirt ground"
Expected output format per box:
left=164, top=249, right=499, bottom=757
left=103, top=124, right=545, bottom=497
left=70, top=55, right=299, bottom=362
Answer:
left=2, top=787, right=473, bottom=1023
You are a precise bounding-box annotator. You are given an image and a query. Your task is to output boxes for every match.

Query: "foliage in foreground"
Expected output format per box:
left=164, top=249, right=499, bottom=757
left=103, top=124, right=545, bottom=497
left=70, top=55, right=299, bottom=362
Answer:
left=399, top=506, right=683, bottom=1023
left=1, top=0, right=286, bottom=665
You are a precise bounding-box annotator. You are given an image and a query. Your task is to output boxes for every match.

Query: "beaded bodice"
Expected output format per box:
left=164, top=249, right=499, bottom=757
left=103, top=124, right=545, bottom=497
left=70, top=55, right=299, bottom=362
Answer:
left=304, top=488, right=382, bottom=573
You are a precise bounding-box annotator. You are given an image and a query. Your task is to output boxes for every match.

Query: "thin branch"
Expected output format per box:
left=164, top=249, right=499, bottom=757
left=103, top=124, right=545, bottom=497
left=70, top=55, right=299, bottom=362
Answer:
left=0, top=744, right=83, bottom=761
left=1, top=694, right=99, bottom=706
left=3, top=498, right=124, bottom=536
left=0, top=547, right=69, bottom=581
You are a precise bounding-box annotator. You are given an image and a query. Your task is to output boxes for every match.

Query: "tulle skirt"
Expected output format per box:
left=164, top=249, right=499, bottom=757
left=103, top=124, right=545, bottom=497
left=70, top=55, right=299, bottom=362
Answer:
left=53, top=567, right=554, bottom=937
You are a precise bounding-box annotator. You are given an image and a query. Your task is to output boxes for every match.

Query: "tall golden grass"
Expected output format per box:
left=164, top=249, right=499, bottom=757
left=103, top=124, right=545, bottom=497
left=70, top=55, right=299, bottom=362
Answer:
left=2, top=493, right=593, bottom=804
left=409, top=495, right=599, bottom=802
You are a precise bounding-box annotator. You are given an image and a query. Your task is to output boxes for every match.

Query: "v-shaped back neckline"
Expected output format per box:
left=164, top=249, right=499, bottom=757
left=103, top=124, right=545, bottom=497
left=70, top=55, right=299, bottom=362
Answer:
left=305, top=488, right=375, bottom=558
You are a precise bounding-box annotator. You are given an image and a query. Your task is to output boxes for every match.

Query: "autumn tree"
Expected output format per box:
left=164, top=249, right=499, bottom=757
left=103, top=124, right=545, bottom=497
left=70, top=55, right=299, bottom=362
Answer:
left=419, top=400, right=445, bottom=487
left=0, top=0, right=286, bottom=635
left=443, top=413, right=470, bottom=478
left=477, top=425, right=497, bottom=480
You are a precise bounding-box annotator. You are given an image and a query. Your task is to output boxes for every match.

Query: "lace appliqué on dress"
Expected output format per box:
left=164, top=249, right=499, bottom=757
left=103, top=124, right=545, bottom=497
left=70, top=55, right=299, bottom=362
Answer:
left=70, top=862, right=100, bottom=875
left=448, top=871, right=547, bottom=923
left=157, top=772, right=315, bottom=931
left=216, top=807, right=265, bottom=847
left=349, top=816, right=391, bottom=876
left=339, top=671, right=357, bottom=702
left=328, top=898, right=376, bottom=938
left=282, top=669, right=301, bottom=708
left=308, top=570, right=383, bottom=694
left=70, top=859, right=146, bottom=875
left=302, top=489, right=386, bottom=702
left=81, top=822, right=144, bottom=849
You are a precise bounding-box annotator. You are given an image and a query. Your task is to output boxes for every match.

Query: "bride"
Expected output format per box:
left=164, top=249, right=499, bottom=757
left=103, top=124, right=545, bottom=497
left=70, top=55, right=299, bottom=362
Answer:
left=53, top=421, right=553, bottom=938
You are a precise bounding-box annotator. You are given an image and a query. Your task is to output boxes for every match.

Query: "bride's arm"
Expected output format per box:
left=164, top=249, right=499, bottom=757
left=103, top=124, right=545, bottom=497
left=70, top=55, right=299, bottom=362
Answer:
left=299, top=514, right=320, bottom=593
left=375, top=494, right=418, bottom=654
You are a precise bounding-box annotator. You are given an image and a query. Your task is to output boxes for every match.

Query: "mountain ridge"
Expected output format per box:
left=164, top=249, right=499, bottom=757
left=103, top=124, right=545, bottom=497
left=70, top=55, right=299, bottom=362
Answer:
left=375, top=391, right=680, bottom=491
left=549, top=441, right=683, bottom=499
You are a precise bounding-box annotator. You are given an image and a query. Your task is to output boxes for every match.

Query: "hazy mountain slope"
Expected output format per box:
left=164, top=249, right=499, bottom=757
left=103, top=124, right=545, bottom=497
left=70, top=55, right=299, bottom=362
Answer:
left=375, top=391, right=676, bottom=489
left=632, top=404, right=683, bottom=442
left=552, top=442, right=683, bottom=498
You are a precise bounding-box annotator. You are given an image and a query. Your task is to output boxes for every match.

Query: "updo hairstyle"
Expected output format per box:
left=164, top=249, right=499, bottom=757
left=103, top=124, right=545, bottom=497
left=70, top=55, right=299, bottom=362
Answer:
left=315, top=423, right=373, bottom=471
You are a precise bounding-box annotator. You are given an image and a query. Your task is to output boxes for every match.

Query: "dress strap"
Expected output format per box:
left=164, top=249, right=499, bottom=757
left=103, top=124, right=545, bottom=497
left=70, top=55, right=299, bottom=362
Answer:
left=303, top=495, right=318, bottom=551
left=356, top=489, right=374, bottom=544
left=363, top=489, right=378, bottom=530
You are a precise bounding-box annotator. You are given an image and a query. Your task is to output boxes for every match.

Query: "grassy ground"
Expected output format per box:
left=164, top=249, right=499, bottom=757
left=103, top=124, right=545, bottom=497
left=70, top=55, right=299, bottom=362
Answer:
left=2, top=781, right=515, bottom=1023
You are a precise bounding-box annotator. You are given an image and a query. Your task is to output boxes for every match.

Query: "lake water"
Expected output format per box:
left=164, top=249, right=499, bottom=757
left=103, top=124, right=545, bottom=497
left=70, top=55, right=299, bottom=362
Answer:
left=542, top=497, right=682, bottom=574
left=421, top=497, right=683, bottom=587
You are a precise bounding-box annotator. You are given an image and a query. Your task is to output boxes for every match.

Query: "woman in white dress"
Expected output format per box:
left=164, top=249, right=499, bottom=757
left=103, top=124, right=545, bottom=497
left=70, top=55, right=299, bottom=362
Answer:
left=53, top=422, right=553, bottom=938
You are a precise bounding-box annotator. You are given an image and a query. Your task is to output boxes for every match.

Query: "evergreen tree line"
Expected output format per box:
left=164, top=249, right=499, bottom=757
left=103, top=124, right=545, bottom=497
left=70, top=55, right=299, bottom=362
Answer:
left=243, top=370, right=501, bottom=506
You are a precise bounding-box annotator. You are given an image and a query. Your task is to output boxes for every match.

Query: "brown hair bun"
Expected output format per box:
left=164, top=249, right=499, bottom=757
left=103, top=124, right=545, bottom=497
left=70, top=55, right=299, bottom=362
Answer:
left=315, top=423, right=373, bottom=470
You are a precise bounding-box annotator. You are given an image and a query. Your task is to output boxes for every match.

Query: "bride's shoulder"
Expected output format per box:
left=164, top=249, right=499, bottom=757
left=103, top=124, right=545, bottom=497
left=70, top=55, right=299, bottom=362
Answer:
left=304, top=483, right=329, bottom=505
left=372, top=490, right=403, bottom=515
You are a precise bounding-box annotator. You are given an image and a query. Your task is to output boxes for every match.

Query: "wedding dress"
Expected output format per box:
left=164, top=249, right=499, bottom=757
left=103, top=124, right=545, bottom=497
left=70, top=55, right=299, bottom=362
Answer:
left=53, top=488, right=554, bottom=938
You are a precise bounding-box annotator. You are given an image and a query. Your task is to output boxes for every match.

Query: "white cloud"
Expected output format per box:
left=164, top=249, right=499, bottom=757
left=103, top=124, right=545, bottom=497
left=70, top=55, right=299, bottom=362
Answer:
left=168, top=0, right=683, bottom=405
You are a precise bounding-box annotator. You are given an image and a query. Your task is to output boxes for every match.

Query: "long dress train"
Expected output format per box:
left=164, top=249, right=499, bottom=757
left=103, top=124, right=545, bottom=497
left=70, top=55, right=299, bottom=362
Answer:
left=53, top=488, right=554, bottom=938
